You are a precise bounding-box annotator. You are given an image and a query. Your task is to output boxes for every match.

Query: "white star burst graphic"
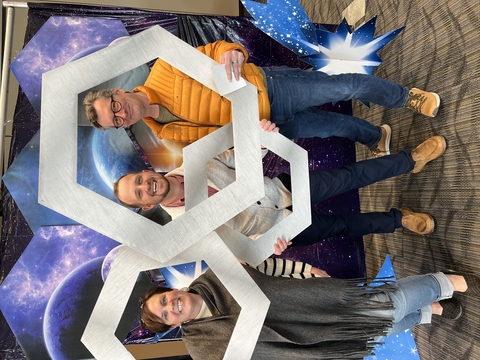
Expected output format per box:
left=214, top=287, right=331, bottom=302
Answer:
left=409, top=345, right=418, bottom=355
left=302, top=17, right=404, bottom=75
left=161, top=261, right=207, bottom=289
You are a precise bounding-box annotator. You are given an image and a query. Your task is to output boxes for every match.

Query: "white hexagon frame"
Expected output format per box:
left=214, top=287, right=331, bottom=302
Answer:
left=182, top=123, right=311, bottom=266
left=39, top=25, right=265, bottom=263
left=215, top=129, right=311, bottom=265
left=83, top=233, right=270, bottom=360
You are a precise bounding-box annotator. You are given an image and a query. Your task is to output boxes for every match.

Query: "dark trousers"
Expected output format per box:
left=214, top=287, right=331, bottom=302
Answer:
left=277, top=150, right=414, bottom=246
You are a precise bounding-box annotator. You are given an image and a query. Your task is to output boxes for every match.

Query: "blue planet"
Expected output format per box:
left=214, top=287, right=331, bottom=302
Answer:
left=67, top=44, right=107, bottom=62
left=92, top=128, right=147, bottom=189
left=101, top=245, right=122, bottom=282
left=44, top=257, right=104, bottom=360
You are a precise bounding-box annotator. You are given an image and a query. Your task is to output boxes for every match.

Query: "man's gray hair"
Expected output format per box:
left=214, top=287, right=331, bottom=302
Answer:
left=83, top=89, right=115, bottom=130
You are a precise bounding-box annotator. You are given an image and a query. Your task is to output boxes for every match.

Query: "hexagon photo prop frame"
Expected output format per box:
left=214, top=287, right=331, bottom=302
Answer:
left=83, top=234, right=270, bottom=360
left=39, top=25, right=265, bottom=263
left=199, top=129, right=312, bottom=266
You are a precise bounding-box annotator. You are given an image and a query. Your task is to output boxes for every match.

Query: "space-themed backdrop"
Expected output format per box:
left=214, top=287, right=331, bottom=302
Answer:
left=0, top=2, right=417, bottom=359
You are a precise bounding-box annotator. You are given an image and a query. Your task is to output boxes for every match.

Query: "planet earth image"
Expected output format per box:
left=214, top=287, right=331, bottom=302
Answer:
left=101, top=245, right=122, bottom=282
left=44, top=257, right=105, bottom=359
left=67, top=44, right=107, bottom=62
left=76, top=125, right=147, bottom=202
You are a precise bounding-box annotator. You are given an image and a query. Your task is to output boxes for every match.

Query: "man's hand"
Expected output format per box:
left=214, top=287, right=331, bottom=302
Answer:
left=220, top=50, right=245, bottom=82
left=310, top=267, right=330, bottom=277
left=260, top=119, right=279, bottom=133
left=273, top=238, right=292, bottom=255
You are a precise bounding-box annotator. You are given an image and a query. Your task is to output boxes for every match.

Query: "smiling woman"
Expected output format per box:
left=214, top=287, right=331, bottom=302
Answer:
left=138, top=260, right=473, bottom=360
left=140, top=287, right=204, bottom=332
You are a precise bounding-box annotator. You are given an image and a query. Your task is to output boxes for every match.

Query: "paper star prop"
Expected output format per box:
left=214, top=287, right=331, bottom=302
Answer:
left=241, top=0, right=318, bottom=55
left=241, top=0, right=404, bottom=75
left=302, top=16, right=404, bottom=75
left=364, top=255, right=420, bottom=360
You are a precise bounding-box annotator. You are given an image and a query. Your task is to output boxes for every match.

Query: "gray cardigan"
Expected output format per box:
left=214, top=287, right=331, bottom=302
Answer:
left=162, top=149, right=292, bottom=239
left=182, top=266, right=394, bottom=360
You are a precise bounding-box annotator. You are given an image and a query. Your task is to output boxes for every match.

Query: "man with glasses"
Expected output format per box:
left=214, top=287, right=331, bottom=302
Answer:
left=84, top=89, right=159, bottom=129
left=84, top=40, right=440, bottom=158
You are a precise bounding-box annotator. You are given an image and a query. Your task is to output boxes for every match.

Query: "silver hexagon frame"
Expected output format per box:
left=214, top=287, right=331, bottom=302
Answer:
left=183, top=126, right=311, bottom=266
left=214, top=129, right=311, bottom=266
left=39, top=25, right=265, bottom=263
left=83, top=234, right=271, bottom=360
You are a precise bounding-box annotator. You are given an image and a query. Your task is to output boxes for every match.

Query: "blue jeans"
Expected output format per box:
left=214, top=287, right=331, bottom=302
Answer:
left=277, top=150, right=414, bottom=246
left=368, top=272, right=454, bottom=337
left=262, top=67, right=410, bottom=147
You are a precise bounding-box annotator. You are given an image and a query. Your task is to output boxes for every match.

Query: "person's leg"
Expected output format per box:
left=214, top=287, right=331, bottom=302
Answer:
left=277, top=107, right=382, bottom=148
left=262, top=67, right=409, bottom=121
left=290, top=209, right=402, bottom=246
left=308, top=150, right=414, bottom=204
left=386, top=309, right=429, bottom=336
left=369, top=273, right=454, bottom=336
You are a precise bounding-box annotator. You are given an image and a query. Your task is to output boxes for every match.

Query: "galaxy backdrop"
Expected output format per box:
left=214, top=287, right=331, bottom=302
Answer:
left=1, top=2, right=417, bottom=359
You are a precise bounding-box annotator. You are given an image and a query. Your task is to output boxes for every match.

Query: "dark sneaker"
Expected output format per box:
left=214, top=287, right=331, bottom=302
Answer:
left=439, top=298, right=463, bottom=320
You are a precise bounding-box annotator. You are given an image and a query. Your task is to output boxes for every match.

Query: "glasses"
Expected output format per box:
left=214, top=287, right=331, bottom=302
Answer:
left=110, top=95, right=125, bottom=129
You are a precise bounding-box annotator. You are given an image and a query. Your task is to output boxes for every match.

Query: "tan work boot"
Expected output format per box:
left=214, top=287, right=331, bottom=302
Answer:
left=401, top=208, right=435, bottom=234
left=370, top=124, right=392, bottom=158
left=405, top=88, right=440, bottom=117
left=411, top=136, right=446, bottom=173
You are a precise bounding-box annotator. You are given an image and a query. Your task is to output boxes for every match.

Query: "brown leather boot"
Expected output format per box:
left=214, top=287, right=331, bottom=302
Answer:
left=400, top=208, right=435, bottom=234
left=411, top=136, right=446, bottom=173
left=405, top=88, right=440, bottom=117
left=370, top=124, right=392, bottom=158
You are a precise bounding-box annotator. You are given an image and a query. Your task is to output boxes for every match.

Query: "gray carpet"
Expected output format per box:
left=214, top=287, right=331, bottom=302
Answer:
left=300, top=0, right=480, bottom=358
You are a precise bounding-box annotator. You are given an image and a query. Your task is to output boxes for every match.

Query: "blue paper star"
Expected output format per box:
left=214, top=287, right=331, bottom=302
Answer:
left=241, top=0, right=404, bottom=75
left=302, top=17, right=404, bottom=74
left=241, top=0, right=318, bottom=55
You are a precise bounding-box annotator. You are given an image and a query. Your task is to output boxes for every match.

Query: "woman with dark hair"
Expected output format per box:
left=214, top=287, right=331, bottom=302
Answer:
left=139, top=259, right=477, bottom=359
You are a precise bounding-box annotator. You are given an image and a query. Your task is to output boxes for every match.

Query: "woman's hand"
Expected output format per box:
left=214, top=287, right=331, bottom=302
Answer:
left=310, top=267, right=330, bottom=277
left=273, top=238, right=292, bottom=255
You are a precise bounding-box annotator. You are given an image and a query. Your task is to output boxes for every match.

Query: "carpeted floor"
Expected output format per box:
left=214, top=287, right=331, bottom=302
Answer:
left=300, top=0, right=480, bottom=358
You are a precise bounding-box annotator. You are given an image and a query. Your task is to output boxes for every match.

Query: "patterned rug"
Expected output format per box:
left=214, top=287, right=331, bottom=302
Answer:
left=301, top=0, right=480, bottom=358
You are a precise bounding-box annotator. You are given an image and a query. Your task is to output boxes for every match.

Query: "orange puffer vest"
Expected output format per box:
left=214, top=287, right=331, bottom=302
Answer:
left=134, top=40, right=270, bottom=143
